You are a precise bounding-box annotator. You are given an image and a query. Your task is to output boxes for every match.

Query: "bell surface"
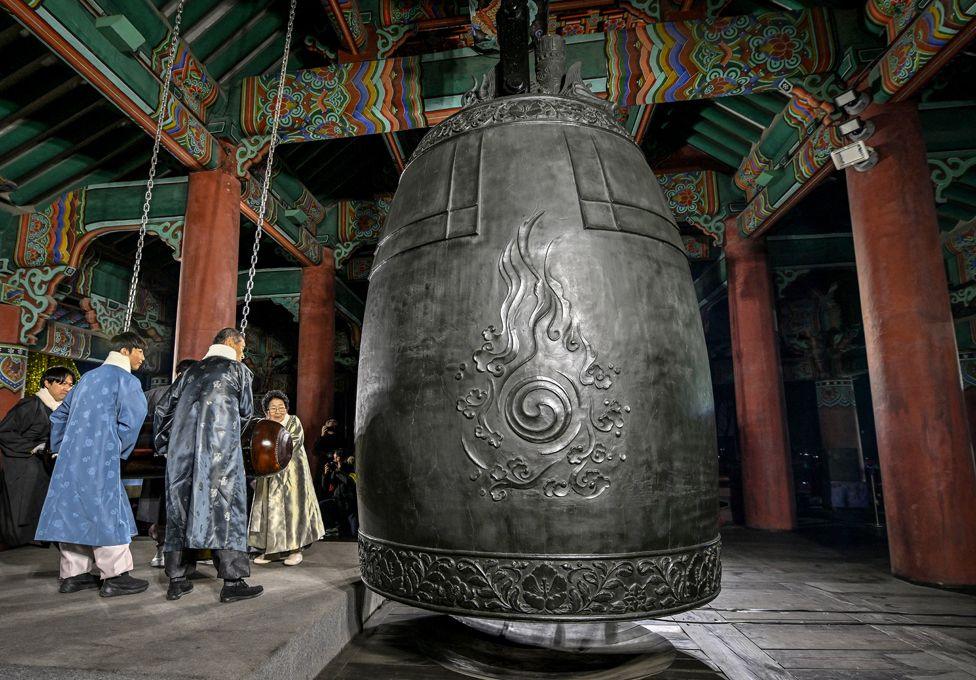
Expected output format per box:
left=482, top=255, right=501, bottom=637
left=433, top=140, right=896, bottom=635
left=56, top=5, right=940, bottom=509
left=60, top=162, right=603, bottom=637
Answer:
left=356, top=90, right=721, bottom=621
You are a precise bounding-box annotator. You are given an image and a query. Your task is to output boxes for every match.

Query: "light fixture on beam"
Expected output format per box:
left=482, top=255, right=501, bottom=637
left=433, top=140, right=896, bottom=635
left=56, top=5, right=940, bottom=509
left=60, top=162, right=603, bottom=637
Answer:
left=833, top=90, right=871, bottom=116
left=838, top=117, right=876, bottom=142
left=831, top=141, right=878, bottom=172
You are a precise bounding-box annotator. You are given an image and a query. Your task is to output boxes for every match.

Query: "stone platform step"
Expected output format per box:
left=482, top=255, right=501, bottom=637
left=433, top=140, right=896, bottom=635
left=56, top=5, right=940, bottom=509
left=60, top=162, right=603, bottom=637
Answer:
left=0, top=538, right=381, bottom=680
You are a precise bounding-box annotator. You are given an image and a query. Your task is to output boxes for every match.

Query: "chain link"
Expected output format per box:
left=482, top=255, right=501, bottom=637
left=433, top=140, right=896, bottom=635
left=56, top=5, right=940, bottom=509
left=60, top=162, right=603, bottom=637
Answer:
left=239, top=0, right=299, bottom=335
left=123, top=0, right=187, bottom=333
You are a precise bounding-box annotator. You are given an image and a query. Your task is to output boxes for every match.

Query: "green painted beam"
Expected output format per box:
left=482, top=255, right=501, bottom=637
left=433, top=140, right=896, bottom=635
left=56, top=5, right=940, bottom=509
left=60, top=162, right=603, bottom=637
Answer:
left=687, top=135, right=743, bottom=169
left=207, top=12, right=283, bottom=80
left=944, top=183, right=976, bottom=209
left=233, top=266, right=365, bottom=325
left=939, top=203, right=975, bottom=222
left=90, top=258, right=132, bottom=301
left=691, top=120, right=754, bottom=156
left=922, top=106, right=976, bottom=155
left=939, top=214, right=959, bottom=231
left=35, top=0, right=162, bottom=108
left=335, top=277, right=365, bottom=325
left=236, top=267, right=301, bottom=298
left=715, top=97, right=778, bottom=128
left=192, top=1, right=275, bottom=62
left=749, top=93, right=789, bottom=115
left=699, top=108, right=762, bottom=145
left=766, top=234, right=856, bottom=268
left=693, top=257, right=727, bottom=305
left=769, top=0, right=808, bottom=10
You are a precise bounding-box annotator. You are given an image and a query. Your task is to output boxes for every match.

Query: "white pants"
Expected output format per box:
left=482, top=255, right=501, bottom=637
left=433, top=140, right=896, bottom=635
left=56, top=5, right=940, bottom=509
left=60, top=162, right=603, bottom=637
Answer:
left=58, top=542, right=133, bottom=579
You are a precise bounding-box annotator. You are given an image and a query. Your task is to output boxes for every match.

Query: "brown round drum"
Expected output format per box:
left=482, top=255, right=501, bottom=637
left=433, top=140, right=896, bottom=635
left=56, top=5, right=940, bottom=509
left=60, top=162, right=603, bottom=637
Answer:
left=248, top=418, right=294, bottom=476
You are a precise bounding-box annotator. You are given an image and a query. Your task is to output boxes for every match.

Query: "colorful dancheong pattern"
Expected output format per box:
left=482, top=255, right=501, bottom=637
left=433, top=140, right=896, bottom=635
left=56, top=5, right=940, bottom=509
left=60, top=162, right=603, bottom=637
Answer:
left=17, top=190, right=86, bottom=268
left=240, top=58, right=427, bottom=142
left=657, top=172, right=722, bottom=232
left=874, top=0, right=975, bottom=101
left=605, top=9, right=836, bottom=105
left=150, top=36, right=219, bottom=121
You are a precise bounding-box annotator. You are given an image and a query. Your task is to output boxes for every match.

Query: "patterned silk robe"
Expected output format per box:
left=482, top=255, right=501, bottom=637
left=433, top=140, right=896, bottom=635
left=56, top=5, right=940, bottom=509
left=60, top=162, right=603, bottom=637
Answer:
left=35, top=362, right=147, bottom=547
left=248, top=415, right=325, bottom=555
left=155, top=355, right=253, bottom=552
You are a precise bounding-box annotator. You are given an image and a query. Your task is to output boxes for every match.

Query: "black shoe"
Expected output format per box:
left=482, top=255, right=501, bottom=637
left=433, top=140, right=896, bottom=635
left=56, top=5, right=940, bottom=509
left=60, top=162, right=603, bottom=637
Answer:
left=166, top=578, right=193, bottom=601
left=99, top=572, right=149, bottom=598
left=59, top=572, right=101, bottom=593
left=219, top=579, right=263, bottom=603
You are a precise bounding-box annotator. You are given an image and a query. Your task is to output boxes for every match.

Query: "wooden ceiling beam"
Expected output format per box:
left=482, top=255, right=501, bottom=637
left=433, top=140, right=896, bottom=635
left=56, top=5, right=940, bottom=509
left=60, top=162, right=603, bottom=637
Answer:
left=21, top=135, right=146, bottom=205
left=217, top=29, right=280, bottom=84
left=0, top=21, right=22, bottom=49
left=0, top=76, right=81, bottom=136
left=0, top=99, right=107, bottom=168
left=0, top=53, right=57, bottom=95
left=11, top=120, right=130, bottom=187
left=183, top=0, right=238, bottom=43
left=207, top=7, right=276, bottom=78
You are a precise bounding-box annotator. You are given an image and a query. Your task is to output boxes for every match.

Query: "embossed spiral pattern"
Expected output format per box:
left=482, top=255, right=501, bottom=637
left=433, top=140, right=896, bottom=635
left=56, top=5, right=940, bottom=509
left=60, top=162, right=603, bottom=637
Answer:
left=504, top=376, right=573, bottom=444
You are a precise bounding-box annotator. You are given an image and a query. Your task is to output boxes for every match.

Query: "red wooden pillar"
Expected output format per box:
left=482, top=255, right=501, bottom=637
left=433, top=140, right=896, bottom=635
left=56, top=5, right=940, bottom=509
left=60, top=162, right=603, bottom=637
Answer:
left=0, top=304, right=26, bottom=418
left=847, top=101, right=976, bottom=587
left=174, top=169, right=241, bottom=363
left=296, top=252, right=336, bottom=483
left=726, top=221, right=797, bottom=530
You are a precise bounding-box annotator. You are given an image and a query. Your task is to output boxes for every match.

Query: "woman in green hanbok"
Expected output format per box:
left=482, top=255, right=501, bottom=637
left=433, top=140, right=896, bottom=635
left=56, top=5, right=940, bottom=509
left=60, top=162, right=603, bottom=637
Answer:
left=249, top=391, right=325, bottom=566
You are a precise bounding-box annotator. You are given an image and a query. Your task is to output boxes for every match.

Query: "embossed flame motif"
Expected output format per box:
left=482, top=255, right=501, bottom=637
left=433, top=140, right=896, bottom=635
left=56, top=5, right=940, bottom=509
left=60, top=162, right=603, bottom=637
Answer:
left=454, top=212, right=630, bottom=501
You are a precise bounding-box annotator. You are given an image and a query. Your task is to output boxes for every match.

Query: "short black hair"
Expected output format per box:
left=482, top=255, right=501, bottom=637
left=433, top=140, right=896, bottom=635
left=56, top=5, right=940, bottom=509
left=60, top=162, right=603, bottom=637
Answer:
left=110, top=331, right=148, bottom=353
left=175, top=359, right=196, bottom=376
left=262, top=389, right=290, bottom=414
left=213, top=328, right=244, bottom=345
left=41, top=366, right=75, bottom=386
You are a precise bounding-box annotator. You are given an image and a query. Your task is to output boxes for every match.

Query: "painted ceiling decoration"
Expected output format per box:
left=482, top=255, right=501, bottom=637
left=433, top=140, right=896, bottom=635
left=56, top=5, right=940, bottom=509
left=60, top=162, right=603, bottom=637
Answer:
left=240, top=58, right=427, bottom=141
left=0, top=0, right=973, bottom=365
left=657, top=171, right=728, bottom=244
left=606, top=9, right=836, bottom=105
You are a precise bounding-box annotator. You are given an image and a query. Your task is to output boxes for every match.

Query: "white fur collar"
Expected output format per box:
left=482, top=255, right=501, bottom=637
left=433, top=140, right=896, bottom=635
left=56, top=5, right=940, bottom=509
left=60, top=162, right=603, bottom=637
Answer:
left=103, top=351, right=132, bottom=373
left=204, top=343, right=238, bottom=361
left=36, top=387, right=61, bottom=411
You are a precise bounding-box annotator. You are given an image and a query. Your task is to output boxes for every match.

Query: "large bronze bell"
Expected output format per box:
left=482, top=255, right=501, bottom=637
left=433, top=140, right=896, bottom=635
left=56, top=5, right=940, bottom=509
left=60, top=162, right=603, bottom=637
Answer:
left=356, top=59, right=720, bottom=622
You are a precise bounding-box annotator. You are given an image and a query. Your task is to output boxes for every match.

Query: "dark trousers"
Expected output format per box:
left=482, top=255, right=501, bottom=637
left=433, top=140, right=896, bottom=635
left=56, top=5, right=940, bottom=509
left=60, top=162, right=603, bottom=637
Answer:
left=164, top=548, right=249, bottom=581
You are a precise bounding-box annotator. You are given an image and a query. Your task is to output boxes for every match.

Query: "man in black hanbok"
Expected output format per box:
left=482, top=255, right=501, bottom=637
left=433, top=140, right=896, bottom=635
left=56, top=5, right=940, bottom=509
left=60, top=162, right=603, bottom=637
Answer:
left=0, top=367, right=74, bottom=547
left=137, top=358, right=196, bottom=568
left=155, top=328, right=262, bottom=603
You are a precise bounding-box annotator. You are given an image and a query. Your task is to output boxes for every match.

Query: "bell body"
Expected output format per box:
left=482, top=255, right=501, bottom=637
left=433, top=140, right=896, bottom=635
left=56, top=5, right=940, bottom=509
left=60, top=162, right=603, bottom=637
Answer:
left=356, top=94, right=720, bottom=621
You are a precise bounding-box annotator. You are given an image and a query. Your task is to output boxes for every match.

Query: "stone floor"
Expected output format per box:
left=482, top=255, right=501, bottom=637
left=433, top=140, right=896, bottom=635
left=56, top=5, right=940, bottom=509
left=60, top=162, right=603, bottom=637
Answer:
left=0, top=537, right=380, bottom=680
left=320, top=527, right=976, bottom=680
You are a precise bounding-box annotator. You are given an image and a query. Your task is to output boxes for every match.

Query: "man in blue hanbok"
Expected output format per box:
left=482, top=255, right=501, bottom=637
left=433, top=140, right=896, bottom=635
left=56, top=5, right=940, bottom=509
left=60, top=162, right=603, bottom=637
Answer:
left=35, top=332, right=150, bottom=597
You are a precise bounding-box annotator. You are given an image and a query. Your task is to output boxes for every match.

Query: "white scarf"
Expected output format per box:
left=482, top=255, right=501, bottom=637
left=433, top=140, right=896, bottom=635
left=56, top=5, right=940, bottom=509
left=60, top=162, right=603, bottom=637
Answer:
left=204, top=343, right=238, bottom=361
left=36, top=387, right=61, bottom=411
left=103, top=351, right=132, bottom=373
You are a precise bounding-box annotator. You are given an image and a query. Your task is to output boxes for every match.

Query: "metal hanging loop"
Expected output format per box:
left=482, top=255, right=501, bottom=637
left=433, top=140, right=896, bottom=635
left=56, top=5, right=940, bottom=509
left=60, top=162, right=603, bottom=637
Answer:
left=123, top=0, right=188, bottom=333
left=239, top=0, right=299, bottom=335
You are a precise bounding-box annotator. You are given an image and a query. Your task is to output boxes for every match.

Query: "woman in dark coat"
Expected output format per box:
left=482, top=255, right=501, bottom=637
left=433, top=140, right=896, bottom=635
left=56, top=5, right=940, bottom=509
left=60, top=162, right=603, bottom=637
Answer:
left=0, top=367, right=74, bottom=547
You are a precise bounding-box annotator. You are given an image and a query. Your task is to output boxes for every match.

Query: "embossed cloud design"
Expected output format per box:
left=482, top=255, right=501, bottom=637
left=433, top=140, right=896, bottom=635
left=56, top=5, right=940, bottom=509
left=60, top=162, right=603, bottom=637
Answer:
left=454, top=212, right=631, bottom=501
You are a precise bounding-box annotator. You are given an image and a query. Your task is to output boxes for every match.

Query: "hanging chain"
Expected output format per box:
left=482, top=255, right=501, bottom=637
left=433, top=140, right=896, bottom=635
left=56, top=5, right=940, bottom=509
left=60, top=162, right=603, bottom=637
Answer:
left=123, top=0, right=187, bottom=333
left=240, top=0, right=298, bottom=335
